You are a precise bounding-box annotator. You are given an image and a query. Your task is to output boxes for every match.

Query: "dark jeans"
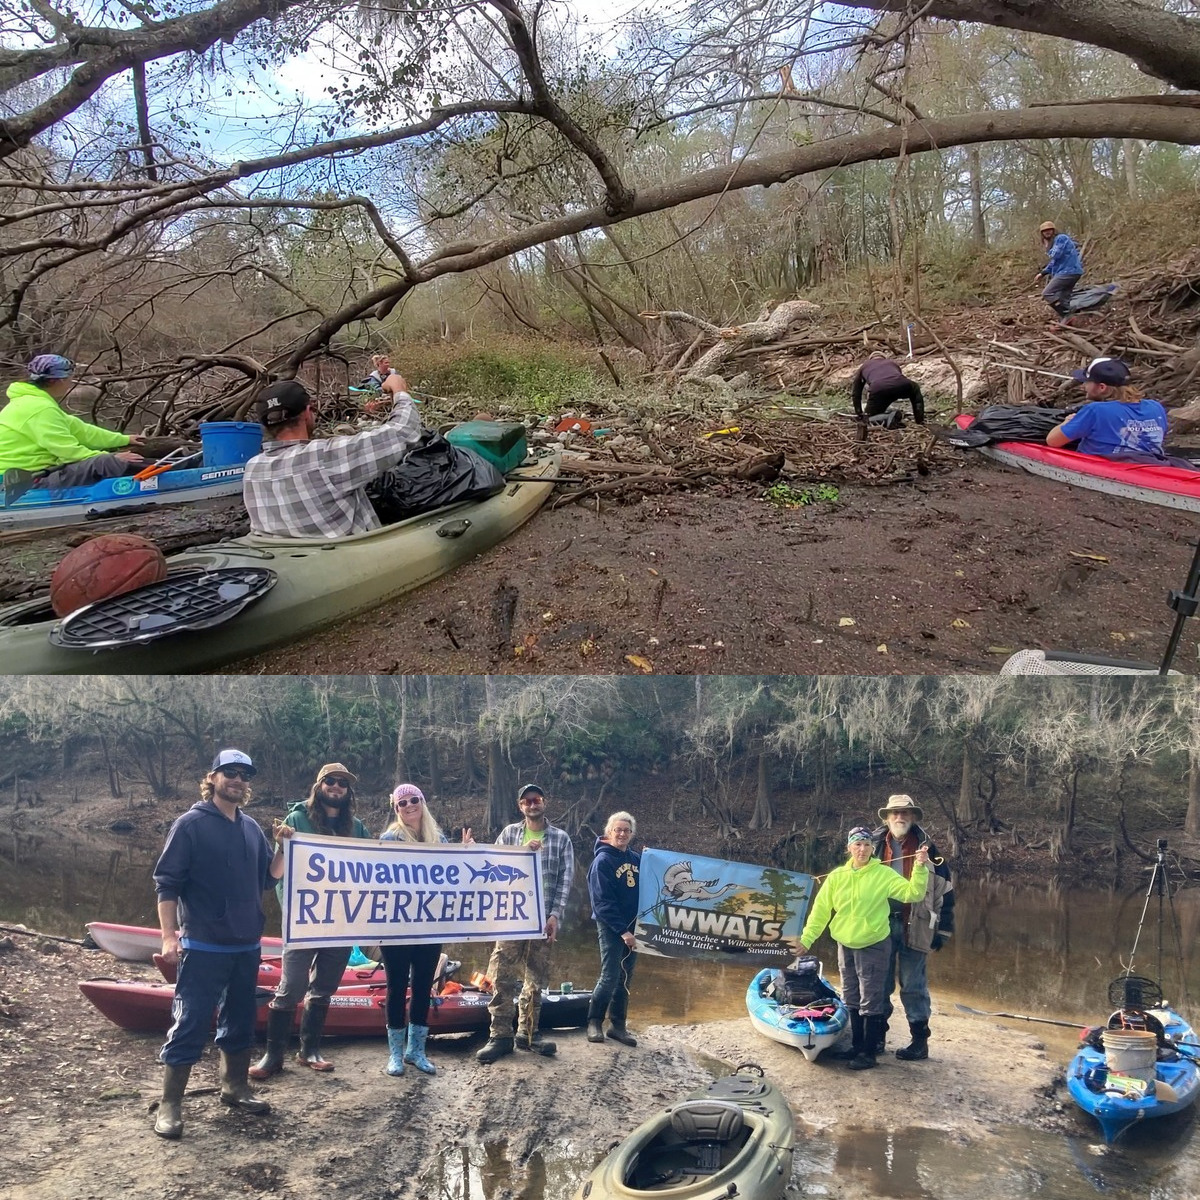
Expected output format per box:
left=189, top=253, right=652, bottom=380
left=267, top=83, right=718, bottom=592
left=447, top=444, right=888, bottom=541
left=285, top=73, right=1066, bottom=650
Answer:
left=381, top=943, right=442, bottom=1027
left=587, top=924, right=637, bottom=1025
left=1042, top=273, right=1082, bottom=317
left=882, top=917, right=932, bottom=1024
left=35, top=453, right=139, bottom=490
left=159, top=946, right=262, bottom=1065
left=866, top=381, right=925, bottom=425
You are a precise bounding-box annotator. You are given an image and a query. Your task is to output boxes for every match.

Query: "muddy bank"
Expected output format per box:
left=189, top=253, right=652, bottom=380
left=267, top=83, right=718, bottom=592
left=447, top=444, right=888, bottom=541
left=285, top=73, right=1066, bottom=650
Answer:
left=0, top=939, right=1073, bottom=1200
left=237, top=459, right=1199, bottom=675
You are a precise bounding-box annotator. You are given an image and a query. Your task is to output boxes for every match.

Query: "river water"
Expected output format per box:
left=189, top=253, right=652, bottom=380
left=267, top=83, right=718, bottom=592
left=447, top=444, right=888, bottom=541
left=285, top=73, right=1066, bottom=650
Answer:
left=2, top=828, right=1198, bottom=1199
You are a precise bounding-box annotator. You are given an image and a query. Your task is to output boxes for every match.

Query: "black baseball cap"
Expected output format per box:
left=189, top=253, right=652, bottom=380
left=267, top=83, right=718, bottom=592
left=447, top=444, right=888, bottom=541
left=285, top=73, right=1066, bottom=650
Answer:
left=256, top=380, right=311, bottom=427
left=1071, top=357, right=1130, bottom=386
left=517, top=783, right=545, bottom=801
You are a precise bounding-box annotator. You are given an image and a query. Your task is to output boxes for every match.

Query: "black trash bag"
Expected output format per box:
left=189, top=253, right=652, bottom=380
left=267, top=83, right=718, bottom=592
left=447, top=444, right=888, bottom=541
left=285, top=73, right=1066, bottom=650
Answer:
left=366, top=431, right=507, bottom=525
left=938, top=404, right=1070, bottom=448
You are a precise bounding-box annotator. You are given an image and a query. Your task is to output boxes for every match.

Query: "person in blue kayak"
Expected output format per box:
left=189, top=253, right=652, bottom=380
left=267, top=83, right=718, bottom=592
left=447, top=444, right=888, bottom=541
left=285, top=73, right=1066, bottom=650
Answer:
left=0, top=353, right=145, bottom=490
left=585, top=811, right=641, bottom=1048
left=1036, top=220, right=1084, bottom=324
left=1047, top=357, right=1174, bottom=462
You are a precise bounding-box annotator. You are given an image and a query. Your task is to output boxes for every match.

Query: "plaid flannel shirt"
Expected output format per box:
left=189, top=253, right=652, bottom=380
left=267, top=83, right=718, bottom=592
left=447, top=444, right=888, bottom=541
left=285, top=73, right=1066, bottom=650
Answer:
left=497, top=819, right=575, bottom=925
left=242, top=394, right=421, bottom=538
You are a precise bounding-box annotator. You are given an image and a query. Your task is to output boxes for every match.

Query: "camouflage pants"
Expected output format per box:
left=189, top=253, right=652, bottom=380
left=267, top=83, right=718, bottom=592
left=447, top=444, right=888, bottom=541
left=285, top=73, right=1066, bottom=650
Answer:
left=484, top=936, right=554, bottom=1040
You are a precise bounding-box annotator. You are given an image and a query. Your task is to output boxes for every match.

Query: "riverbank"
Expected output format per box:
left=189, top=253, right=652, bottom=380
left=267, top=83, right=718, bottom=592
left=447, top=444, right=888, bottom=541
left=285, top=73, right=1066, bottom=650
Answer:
left=0, top=937, right=1079, bottom=1200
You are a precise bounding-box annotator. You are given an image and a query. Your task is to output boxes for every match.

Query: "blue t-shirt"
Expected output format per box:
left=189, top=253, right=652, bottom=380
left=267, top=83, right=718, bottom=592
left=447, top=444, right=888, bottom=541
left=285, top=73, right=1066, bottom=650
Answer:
left=1059, top=399, right=1168, bottom=458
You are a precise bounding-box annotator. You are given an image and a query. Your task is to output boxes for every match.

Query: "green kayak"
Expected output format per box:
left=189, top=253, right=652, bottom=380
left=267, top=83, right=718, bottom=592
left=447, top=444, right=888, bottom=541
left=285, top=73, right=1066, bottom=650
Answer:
left=574, top=1066, right=794, bottom=1200
left=0, top=446, right=559, bottom=675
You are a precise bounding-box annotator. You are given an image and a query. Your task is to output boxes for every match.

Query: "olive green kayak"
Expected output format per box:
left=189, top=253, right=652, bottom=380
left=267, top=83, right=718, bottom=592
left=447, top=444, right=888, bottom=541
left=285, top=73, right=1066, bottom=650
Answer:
left=574, top=1066, right=795, bottom=1200
left=0, top=446, right=559, bottom=675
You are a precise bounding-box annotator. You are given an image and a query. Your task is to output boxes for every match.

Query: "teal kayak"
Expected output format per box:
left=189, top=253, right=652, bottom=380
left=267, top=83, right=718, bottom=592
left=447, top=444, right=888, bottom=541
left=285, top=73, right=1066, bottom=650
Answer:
left=0, top=446, right=559, bottom=674
left=573, top=1065, right=794, bottom=1200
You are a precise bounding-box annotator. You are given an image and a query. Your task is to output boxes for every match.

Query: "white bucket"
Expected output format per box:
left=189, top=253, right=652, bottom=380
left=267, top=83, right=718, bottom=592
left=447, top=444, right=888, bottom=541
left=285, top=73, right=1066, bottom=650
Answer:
left=1102, top=1030, right=1158, bottom=1082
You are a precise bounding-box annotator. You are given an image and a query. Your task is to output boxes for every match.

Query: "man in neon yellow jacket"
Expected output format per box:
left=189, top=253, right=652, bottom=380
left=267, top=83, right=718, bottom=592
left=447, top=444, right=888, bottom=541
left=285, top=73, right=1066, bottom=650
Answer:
left=796, top=826, right=930, bottom=1071
left=0, top=354, right=145, bottom=491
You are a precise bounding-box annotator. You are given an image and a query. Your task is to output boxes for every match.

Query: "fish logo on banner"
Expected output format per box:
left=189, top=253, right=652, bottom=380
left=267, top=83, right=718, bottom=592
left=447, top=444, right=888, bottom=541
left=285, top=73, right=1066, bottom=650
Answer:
left=280, top=834, right=546, bottom=948
left=634, top=848, right=813, bottom=965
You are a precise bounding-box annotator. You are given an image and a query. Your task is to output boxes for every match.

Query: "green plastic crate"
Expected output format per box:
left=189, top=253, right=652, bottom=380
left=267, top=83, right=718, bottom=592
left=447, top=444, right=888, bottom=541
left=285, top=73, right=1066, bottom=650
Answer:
left=446, top=421, right=528, bottom=474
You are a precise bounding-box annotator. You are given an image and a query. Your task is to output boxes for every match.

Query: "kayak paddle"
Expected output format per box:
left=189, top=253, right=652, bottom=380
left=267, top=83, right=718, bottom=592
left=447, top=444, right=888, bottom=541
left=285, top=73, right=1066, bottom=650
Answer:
left=954, top=1002, right=1088, bottom=1030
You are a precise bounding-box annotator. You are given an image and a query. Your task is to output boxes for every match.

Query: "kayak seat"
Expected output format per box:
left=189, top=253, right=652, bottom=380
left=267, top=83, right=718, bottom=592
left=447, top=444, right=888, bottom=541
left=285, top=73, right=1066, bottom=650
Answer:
left=669, top=1100, right=744, bottom=1145
left=628, top=1103, right=751, bottom=1190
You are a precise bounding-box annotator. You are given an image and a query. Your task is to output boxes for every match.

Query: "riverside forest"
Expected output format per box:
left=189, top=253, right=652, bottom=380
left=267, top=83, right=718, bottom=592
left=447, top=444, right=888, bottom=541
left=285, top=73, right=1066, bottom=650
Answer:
left=3, top=674, right=1199, bottom=879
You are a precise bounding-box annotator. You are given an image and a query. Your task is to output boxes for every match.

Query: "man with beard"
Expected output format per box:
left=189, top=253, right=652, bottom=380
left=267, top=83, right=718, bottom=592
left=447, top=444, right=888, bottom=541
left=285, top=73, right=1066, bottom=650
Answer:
left=871, top=794, right=955, bottom=1062
left=152, top=749, right=288, bottom=1139
left=476, top=784, right=575, bottom=1064
left=250, top=762, right=372, bottom=1079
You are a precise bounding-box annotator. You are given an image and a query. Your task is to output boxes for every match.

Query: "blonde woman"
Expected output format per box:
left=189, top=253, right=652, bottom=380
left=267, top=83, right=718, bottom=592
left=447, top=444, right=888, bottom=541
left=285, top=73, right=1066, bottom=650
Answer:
left=586, top=811, right=641, bottom=1047
left=379, top=785, right=472, bottom=1077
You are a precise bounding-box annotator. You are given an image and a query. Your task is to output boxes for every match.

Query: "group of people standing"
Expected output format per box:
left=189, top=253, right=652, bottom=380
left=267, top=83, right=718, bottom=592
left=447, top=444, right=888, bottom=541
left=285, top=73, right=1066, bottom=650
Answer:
left=149, top=753, right=644, bottom=1140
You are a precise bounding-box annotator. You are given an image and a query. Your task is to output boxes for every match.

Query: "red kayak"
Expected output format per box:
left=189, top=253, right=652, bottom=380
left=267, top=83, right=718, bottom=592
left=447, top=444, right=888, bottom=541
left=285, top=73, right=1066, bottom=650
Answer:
left=78, top=978, right=591, bottom=1037
left=153, top=952, right=383, bottom=989
left=952, top=414, right=1200, bottom=513
left=86, top=922, right=284, bottom=963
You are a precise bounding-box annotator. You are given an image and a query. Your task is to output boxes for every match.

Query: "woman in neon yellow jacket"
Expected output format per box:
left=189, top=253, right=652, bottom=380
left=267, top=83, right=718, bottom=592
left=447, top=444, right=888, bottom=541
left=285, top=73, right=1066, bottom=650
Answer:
left=0, top=354, right=144, bottom=490
left=797, top=826, right=929, bottom=1071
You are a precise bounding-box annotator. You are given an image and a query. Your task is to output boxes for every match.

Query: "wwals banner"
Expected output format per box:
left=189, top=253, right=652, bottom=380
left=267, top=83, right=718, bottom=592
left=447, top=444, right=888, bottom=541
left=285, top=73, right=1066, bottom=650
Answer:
left=280, top=834, right=545, bottom=947
left=634, top=848, right=814, bottom=966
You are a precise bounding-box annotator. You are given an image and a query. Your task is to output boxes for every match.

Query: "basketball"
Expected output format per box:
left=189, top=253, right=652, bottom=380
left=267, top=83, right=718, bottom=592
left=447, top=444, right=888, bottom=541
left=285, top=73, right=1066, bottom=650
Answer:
left=49, top=533, right=168, bottom=617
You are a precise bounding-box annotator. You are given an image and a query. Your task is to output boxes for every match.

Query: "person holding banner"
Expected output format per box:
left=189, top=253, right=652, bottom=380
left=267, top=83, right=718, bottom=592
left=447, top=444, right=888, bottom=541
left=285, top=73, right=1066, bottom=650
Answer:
left=379, top=784, right=473, bottom=1078
left=250, top=762, right=373, bottom=1081
left=796, top=826, right=929, bottom=1072
left=871, top=794, right=954, bottom=1063
left=476, top=783, right=575, bottom=1064
left=586, top=811, right=641, bottom=1048
left=151, top=748, right=286, bottom=1140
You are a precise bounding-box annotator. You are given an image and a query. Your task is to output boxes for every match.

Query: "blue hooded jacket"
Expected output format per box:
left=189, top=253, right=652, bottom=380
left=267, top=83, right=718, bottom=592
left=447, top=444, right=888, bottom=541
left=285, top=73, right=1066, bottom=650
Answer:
left=1042, top=233, right=1084, bottom=278
left=153, top=800, right=274, bottom=948
left=587, top=837, right=641, bottom=936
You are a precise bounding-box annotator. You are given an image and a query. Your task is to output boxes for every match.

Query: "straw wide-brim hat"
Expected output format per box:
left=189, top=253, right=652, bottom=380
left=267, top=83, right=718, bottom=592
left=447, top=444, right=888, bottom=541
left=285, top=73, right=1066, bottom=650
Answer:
left=878, top=794, right=923, bottom=821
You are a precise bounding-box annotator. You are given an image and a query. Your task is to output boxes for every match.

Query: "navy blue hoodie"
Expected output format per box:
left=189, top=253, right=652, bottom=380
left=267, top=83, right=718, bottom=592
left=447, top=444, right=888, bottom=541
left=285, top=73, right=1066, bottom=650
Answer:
left=587, top=837, right=641, bottom=936
left=153, top=800, right=274, bottom=948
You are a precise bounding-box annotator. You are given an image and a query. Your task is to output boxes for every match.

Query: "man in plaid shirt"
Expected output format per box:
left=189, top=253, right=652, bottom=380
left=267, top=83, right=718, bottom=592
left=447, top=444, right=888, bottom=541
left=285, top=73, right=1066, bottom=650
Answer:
left=476, top=783, right=576, bottom=1063
left=242, top=375, right=422, bottom=537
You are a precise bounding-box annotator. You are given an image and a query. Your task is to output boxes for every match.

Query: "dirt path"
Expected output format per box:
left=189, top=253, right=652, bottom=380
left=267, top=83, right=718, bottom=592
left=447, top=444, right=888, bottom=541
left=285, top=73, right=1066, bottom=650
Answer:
left=236, top=458, right=1199, bottom=675
left=1, top=938, right=1069, bottom=1200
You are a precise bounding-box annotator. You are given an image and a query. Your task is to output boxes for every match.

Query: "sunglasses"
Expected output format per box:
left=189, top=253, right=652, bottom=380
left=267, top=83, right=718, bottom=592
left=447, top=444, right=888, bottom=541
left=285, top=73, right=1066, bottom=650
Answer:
left=219, top=767, right=253, bottom=781
left=323, top=777, right=350, bottom=788
left=394, top=797, right=422, bottom=809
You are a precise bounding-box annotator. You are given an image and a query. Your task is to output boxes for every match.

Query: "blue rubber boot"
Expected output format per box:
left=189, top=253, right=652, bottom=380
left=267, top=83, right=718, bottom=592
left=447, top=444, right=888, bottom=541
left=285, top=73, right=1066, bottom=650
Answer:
left=404, top=1024, right=436, bottom=1075
left=386, top=1026, right=406, bottom=1077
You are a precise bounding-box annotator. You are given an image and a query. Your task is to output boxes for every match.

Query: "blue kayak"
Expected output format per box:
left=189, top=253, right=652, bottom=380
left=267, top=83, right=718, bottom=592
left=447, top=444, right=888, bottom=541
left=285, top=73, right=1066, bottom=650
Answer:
left=0, top=462, right=245, bottom=530
left=1066, top=1008, right=1200, bottom=1143
left=746, top=967, right=849, bottom=1062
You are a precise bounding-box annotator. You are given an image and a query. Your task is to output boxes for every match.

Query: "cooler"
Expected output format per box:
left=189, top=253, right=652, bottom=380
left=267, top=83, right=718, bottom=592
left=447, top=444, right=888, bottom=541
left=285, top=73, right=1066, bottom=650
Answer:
left=446, top=421, right=528, bottom=475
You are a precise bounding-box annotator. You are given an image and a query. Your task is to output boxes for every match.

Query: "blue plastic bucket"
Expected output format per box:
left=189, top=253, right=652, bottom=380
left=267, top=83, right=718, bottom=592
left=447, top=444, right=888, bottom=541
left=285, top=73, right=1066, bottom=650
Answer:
left=199, top=421, right=262, bottom=468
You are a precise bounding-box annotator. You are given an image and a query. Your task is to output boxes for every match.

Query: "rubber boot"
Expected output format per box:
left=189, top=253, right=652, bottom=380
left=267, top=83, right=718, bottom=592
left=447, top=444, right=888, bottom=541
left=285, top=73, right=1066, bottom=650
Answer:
left=249, top=1007, right=293, bottom=1080
left=219, top=1049, right=271, bottom=1114
left=404, top=1024, right=436, bottom=1075
left=386, top=1027, right=406, bottom=1077
left=606, top=1021, right=637, bottom=1047
left=476, top=1035, right=515, bottom=1064
left=873, top=1016, right=889, bottom=1057
left=830, top=1011, right=863, bottom=1059
left=296, top=1000, right=334, bottom=1072
left=515, top=1032, right=557, bottom=1055
left=849, top=1016, right=884, bottom=1071
left=586, top=1019, right=605, bottom=1043
left=895, top=1020, right=930, bottom=1061
left=153, top=1063, right=192, bottom=1139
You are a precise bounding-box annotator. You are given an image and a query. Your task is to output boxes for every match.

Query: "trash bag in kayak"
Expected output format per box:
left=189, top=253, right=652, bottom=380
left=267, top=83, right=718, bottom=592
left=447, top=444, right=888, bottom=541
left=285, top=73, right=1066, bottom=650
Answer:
left=367, top=431, right=507, bottom=524
left=939, top=405, right=1070, bottom=447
